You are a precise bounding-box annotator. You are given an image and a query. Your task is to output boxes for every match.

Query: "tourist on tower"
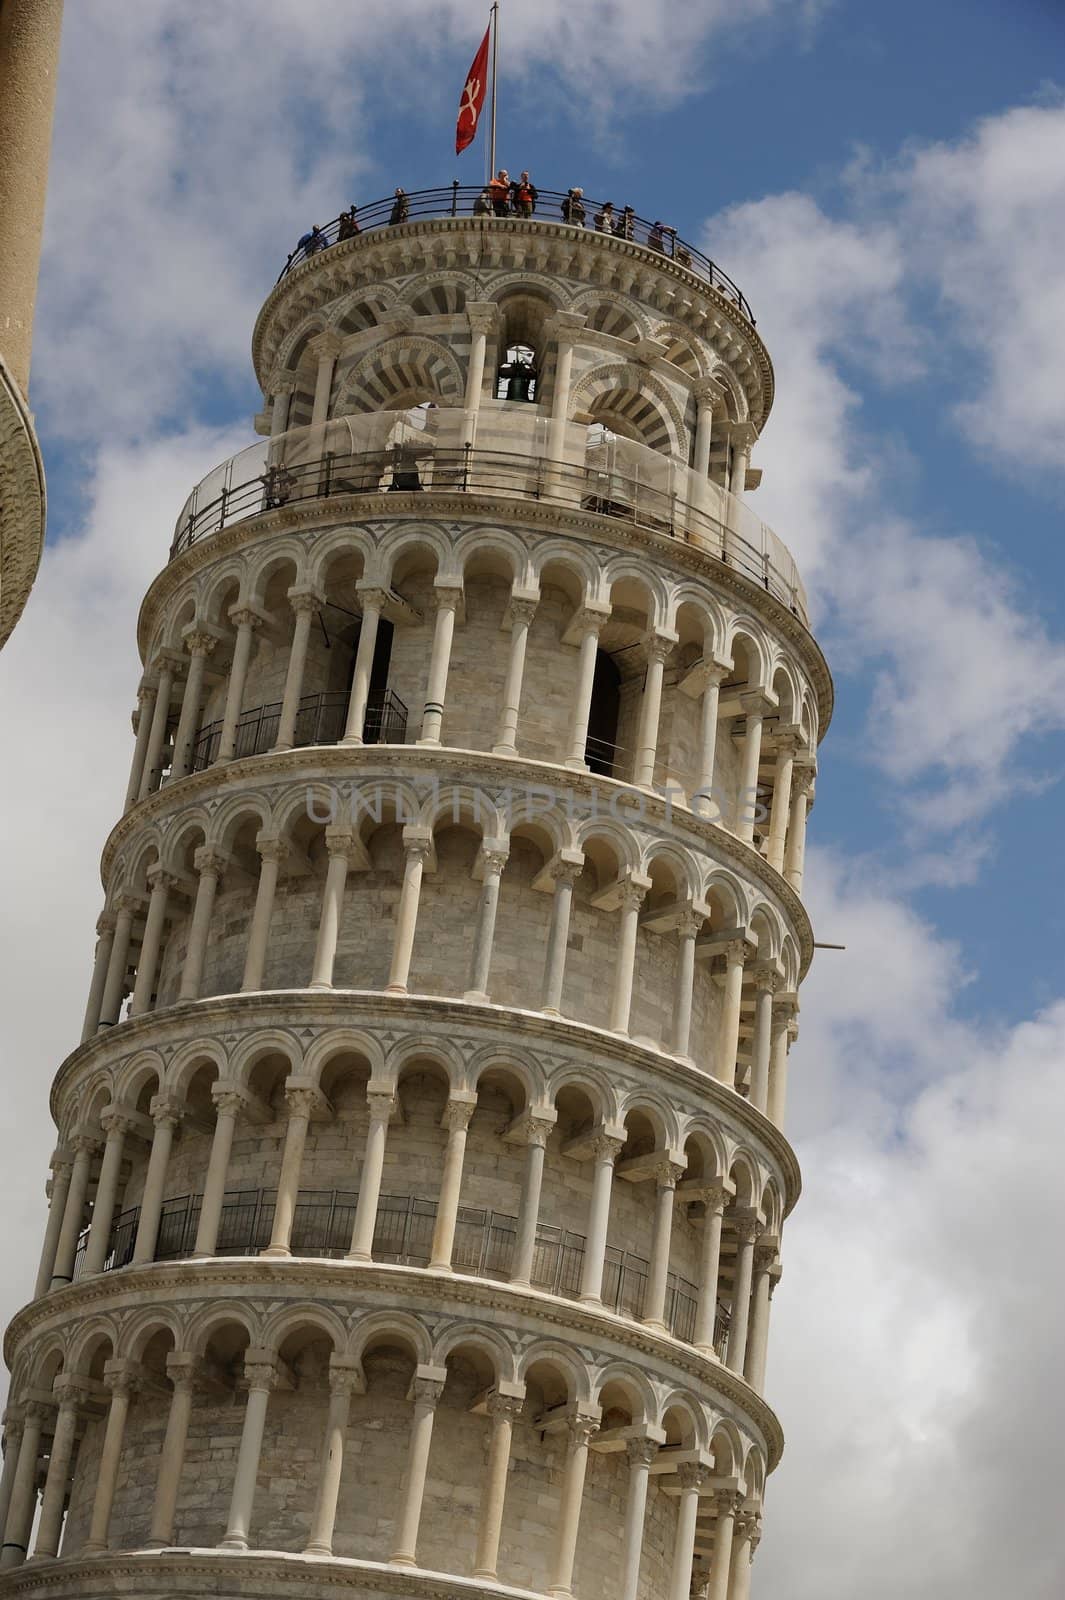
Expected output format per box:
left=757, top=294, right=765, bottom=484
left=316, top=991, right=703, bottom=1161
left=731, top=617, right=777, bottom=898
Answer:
left=562, top=187, right=586, bottom=225
left=614, top=204, right=636, bottom=239
left=488, top=169, right=511, bottom=215
left=511, top=171, right=538, bottom=215
left=473, top=188, right=492, bottom=215
left=297, top=224, right=327, bottom=256
left=389, top=187, right=409, bottom=225
left=594, top=201, right=615, bottom=232
left=337, top=205, right=360, bottom=240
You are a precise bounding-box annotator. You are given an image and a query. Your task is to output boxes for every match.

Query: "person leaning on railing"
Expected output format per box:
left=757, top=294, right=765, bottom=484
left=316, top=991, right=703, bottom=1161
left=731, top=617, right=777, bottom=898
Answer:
left=648, top=219, right=676, bottom=253
left=510, top=170, right=537, bottom=216
left=594, top=201, right=615, bottom=233
left=488, top=168, right=511, bottom=215
left=389, top=187, right=409, bottom=225
left=561, top=187, right=586, bottom=226
left=473, top=187, right=492, bottom=216
left=337, top=204, right=360, bottom=240
left=614, top=204, right=635, bottom=240
left=296, top=223, right=328, bottom=257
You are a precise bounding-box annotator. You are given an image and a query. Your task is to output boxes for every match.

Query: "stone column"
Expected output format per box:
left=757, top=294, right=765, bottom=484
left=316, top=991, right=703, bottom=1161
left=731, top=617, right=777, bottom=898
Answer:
left=215, top=609, right=261, bottom=764
left=464, top=845, right=509, bottom=1003
left=418, top=585, right=463, bottom=746
left=620, top=1436, right=659, bottom=1600
left=429, top=1098, right=476, bottom=1271
left=273, top=590, right=321, bottom=751
left=84, top=1364, right=137, bottom=1554
left=81, top=913, right=116, bottom=1041
left=130, top=865, right=175, bottom=1016
left=473, top=1391, right=524, bottom=1579
left=728, top=422, right=756, bottom=498
left=690, top=381, right=720, bottom=501
left=547, top=1413, right=598, bottom=1597
left=148, top=1354, right=198, bottom=1547
left=0, top=1405, right=44, bottom=1568
left=170, top=633, right=216, bottom=781
left=124, top=685, right=156, bottom=811
left=241, top=836, right=289, bottom=992
left=633, top=634, right=674, bottom=787
left=693, top=1185, right=730, bottom=1354
left=385, top=832, right=433, bottom=995
left=82, top=1108, right=135, bottom=1277
left=671, top=907, right=704, bottom=1059
left=49, top=1135, right=97, bottom=1288
left=784, top=768, right=814, bottom=893
left=765, top=736, right=798, bottom=873
left=726, top=1512, right=760, bottom=1600
left=33, top=1382, right=85, bottom=1559
left=693, top=664, right=729, bottom=818
left=735, top=699, right=764, bottom=844
left=309, top=827, right=358, bottom=990
left=564, top=607, right=608, bottom=769
left=744, top=1245, right=778, bottom=1393
left=305, top=1365, right=361, bottom=1556
left=767, top=1009, right=797, bottom=1129
left=510, top=1118, right=553, bottom=1288
left=726, top=1217, right=760, bottom=1375
left=579, top=1134, right=624, bottom=1304
left=389, top=1371, right=446, bottom=1567
left=179, top=847, right=227, bottom=1001
left=309, top=332, right=342, bottom=428
left=749, top=966, right=782, bottom=1114
left=706, top=1490, right=739, bottom=1600
left=347, top=1092, right=395, bottom=1262
left=32, top=1151, right=73, bottom=1298
left=132, top=1095, right=183, bottom=1265
left=460, top=302, right=497, bottom=445
left=545, top=312, right=586, bottom=467
left=609, top=878, right=649, bottom=1035
left=492, top=594, right=538, bottom=755
left=192, top=1088, right=245, bottom=1257
left=715, top=939, right=748, bottom=1088
left=98, top=895, right=138, bottom=1029
left=263, top=1087, right=317, bottom=1256
left=0, top=1419, right=19, bottom=1547
left=669, top=1463, right=710, bottom=1600
left=269, top=375, right=295, bottom=441
left=138, top=658, right=177, bottom=800
left=541, top=854, right=584, bottom=1016
left=643, top=1160, right=684, bottom=1330
left=342, top=588, right=388, bottom=743
left=219, top=1354, right=277, bottom=1551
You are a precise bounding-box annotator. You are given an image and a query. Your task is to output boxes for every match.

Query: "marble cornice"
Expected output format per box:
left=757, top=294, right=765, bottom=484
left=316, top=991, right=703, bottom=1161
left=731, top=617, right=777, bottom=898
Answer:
left=250, top=216, right=775, bottom=424
left=3, top=1259, right=784, bottom=1468
left=47, top=989, right=802, bottom=1215
left=101, top=744, right=817, bottom=972
left=0, top=356, right=47, bottom=650
left=140, top=494, right=830, bottom=723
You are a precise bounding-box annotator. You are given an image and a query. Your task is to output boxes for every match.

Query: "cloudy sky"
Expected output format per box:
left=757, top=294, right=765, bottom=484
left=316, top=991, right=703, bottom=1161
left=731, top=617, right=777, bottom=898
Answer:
left=2, top=1, right=1065, bottom=1594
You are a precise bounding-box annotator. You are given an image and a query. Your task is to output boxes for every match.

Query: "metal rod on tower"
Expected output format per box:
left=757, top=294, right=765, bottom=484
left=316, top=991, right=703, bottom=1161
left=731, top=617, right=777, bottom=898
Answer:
left=489, top=1, right=499, bottom=179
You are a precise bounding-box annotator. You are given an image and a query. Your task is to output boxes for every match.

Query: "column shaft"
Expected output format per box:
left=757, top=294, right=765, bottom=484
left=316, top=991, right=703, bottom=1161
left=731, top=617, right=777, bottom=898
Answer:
left=193, top=1098, right=241, bottom=1256
left=750, top=980, right=775, bottom=1113
left=264, top=1095, right=313, bottom=1256
left=693, top=1192, right=727, bottom=1353
left=216, top=618, right=257, bottom=764
left=124, top=688, right=155, bottom=810
left=510, top=1134, right=547, bottom=1288
left=0, top=1412, right=42, bottom=1567
left=138, top=666, right=174, bottom=800
left=348, top=1097, right=392, bottom=1262
left=766, top=743, right=796, bottom=872
left=715, top=943, right=746, bottom=1087
left=620, top=1441, right=656, bottom=1600
left=736, top=710, right=763, bottom=843
left=634, top=645, right=669, bottom=788
left=170, top=643, right=212, bottom=781
left=274, top=597, right=317, bottom=750
left=694, top=669, right=725, bottom=818
left=547, top=1418, right=594, bottom=1597
left=50, top=1142, right=94, bottom=1288
left=671, top=919, right=699, bottom=1058
left=179, top=855, right=223, bottom=1001
left=33, top=1157, right=72, bottom=1298
left=33, top=1401, right=79, bottom=1559
left=473, top=1396, right=520, bottom=1578
left=342, top=595, right=383, bottom=743
left=784, top=778, right=811, bottom=892
left=132, top=1108, right=178, bottom=1265
left=418, top=595, right=459, bottom=746
left=609, top=885, right=645, bottom=1035
left=464, top=854, right=505, bottom=1002
left=84, top=1380, right=132, bottom=1553
left=565, top=623, right=602, bottom=768
left=493, top=602, right=535, bottom=755
left=220, top=1369, right=274, bottom=1551
left=305, top=1382, right=354, bottom=1555
left=707, top=1497, right=737, bottom=1600
left=241, top=839, right=286, bottom=992
left=385, top=841, right=429, bottom=994
left=541, top=865, right=578, bottom=1015
left=389, top=1385, right=441, bottom=1566
left=130, top=871, right=172, bottom=1017
left=82, top=1118, right=129, bottom=1277
left=97, top=905, right=134, bottom=1029
left=309, top=845, right=350, bottom=990
left=81, top=921, right=115, bottom=1041
left=149, top=1370, right=195, bottom=1546
left=429, top=1102, right=474, bottom=1271
left=669, top=1473, right=705, bottom=1600
left=643, top=1169, right=680, bottom=1329
left=727, top=1229, right=758, bottom=1374
left=579, top=1139, right=619, bottom=1304
left=767, top=1014, right=792, bottom=1128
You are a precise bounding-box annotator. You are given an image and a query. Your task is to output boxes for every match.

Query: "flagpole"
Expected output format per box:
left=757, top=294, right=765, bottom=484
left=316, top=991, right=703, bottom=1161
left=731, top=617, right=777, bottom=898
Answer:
left=488, top=0, right=499, bottom=179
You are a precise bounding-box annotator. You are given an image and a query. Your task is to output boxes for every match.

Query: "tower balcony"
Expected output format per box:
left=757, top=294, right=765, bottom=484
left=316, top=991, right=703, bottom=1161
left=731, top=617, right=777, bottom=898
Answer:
left=169, top=413, right=808, bottom=626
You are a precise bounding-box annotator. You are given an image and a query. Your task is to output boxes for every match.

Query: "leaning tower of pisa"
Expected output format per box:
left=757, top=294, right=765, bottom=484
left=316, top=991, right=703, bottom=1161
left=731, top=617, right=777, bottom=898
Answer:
left=0, top=184, right=829, bottom=1600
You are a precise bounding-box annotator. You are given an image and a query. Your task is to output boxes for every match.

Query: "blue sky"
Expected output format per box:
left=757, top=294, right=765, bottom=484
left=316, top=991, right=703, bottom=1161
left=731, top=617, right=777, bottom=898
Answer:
left=4, top=3, right=1065, bottom=1594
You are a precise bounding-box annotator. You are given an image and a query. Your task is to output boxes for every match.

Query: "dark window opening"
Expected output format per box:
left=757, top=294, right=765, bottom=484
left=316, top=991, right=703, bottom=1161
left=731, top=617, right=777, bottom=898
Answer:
left=585, top=649, right=621, bottom=776
left=496, top=342, right=538, bottom=402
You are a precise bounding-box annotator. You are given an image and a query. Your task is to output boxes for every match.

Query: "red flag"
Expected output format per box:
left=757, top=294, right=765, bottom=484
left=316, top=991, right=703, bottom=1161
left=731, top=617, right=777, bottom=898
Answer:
left=456, top=26, right=491, bottom=155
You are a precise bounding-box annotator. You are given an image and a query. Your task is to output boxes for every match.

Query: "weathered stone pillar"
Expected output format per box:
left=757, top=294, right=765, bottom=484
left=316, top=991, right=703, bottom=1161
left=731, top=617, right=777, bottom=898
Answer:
left=735, top=697, right=765, bottom=844
left=784, top=768, right=814, bottom=892
left=633, top=633, right=674, bottom=787
left=192, top=1088, right=245, bottom=1257
left=84, top=1364, right=138, bottom=1553
left=609, top=877, right=650, bottom=1035
left=620, top=1435, right=659, bottom=1600
left=460, top=302, right=497, bottom=445
left=693, top=664, right=729, bottom=818
left=305, top=1364, right=362, bottom=1556
left=124, top=685, right=156, bottom=811
left=706, top=1490, right=739, bottom=1600
left=473, top=1391, right=524, bottom=1578
left=148, top=1354, right=198, bottom=1547
left=273, top=590, right=322, bottom=750
left=0, top=1419, right=19, bottom=1548
left=418, top=585, right=463, bottom=746
left=31, top=1383, right=83, bottom=1559
left=693, top=1184, right=730, bottom=1354
left=132, top=1095, right=182, bottom=1265
left=726, top=1512, right=761, bottom=1600
left=81, top=913, right=116, bottom=1041
left=744, top=1245, right=779, bottom=1393
left=343, top=587, right=388, bottom=743
left=749, top=965, right=782, bottom=1114
left=715, top=938, right=748, bottom=1087
left=49, top=1135, right=97, bottom=1288
left=540, top=853, right=584, bottom=1016
left=82, top=1108, right=136, bottom=1276
left=766, top=735, right=798, bottom=872
left=97, top=895, right=138, bottom=1029
left=579, top=1133, right=624, bottom=1304
left=241, top=836, right=289, bottom=991
left=215, top=609, right=262, bottom=764
left=767, top=1007, right=798, bottom=1129
left=726, top=1216, right=760, bottom=1375
left=464, top=844, right=509, bottom=1002
left=385, top=830, right=433, bottom=995
left=139, top=657, right=177, bottom=800
left=179, top=847, right=227, bottom=1001
left=389, top=1369, right=446, bottom=1567
left=643, top=1160, right=684, bottom=1330
left=309, top=332, right=342, bottom=427
left=219, top=1353, right=277, bottom=1551
left=493, top=593, right=538, bottom=755
left=170, top=632, right=216, bottom=781
left=545, top=312, right=586, bottom=467
left=564, top=606, right=608, bottom=769
left=309, top=827, right=359, bottom=990
left=347, top=1091, right=395, bottom=1262
left=671, top=906, right=705, bottom=1059
left=130, top=865, right=175, bottom=1016
left=547, top=1412, right=598, bottom=1597
left=509, top=1117, right=553, bottom=1288
left=0, top=1406, right=43, bottom=1567
left=690, top=380, right=720, bottom=506
left=669, top=1463, right=710, bottom=1600
left=33, top=1151, right=72, bottom=1298
left=429, top=1097, right=476, bottom=1271
left=263, top=1086, right=318, bottom=1257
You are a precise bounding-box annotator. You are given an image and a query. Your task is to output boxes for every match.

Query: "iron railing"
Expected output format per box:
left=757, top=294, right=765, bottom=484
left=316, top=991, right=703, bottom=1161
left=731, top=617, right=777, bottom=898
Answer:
left=72, top=1186, right=712, bottom=1346
left=275, top=183, right=754, bottom=323
left=189, top=687, right=407, bottom=772
left=170, top=442, right=805, bottom=623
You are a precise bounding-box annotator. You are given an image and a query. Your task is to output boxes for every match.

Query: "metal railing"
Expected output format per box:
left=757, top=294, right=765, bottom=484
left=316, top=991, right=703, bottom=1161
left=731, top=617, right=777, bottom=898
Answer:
left=72, top=1186, right=713, bottom=1346
left=276, top=183, right=753, bottom=323
left=189, top=688, right=407, bottom=772
left=170, top=442, right=806, bottom=624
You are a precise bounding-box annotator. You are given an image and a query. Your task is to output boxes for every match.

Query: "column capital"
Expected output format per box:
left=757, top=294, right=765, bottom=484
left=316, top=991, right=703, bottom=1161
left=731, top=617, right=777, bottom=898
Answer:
left=103, top=1360, right=141, bottom=1398
left=284, top=1085, right=321, bottom=1121
left=410, top=1371, right=447, bottom=1409
left=287, top=586, right=324, bottom=616
left=401, top=828, right=436, bottom=867
left=478, top=845, right=510, bottom=878
left=589, top=1130, right=626, bottom=1164
left=571, top=602, right=611, bottom=639
left=327, top=1361, right=365, bottom=1399
left=256, top=834, right=291, bottom=865
left=183, top=628, right=219, bottom=659
left=242, top=1354, right=280, bottom=1393
left=95, top=910, right=117, bottom=938
left=355, top=583, right=393, bottom=613
left=618, top=878, right=649, bottom=913
left=165, top=1353, right=200, bottom=1394
left=729, top=420, right=759, bottom=450
left=544, top=311, right=587, bottom=342
left=749, top=961, right=785, bottom=995
left=564, top=1411, right=600, bottom=1449
left=546, top=850, right=586, bottom=888
left=51, top=1376, right=91, bottom=1412
left=366, top=1089, right=397, bottom=1124
left=513, top=1112, right=556, bottom=1150
left=677, top=1461, right=711, bottom=1491
left=266, top=369, right=299, bottom=396
left=642, top=631, right=677, bottom=666
left=441, top=1097, right=477, bottom=1135
left=730, top=1211, right=762, bottom=1246
left=70, top=1130, right=102, bottom=1157
left=650, top=1158, right=686, bottom=1191
left=466, top=301, right=500, bottom=335
left=431, top=583, right=465, bottom=614
left=114, top=889, right=146, bottom=917
left=625, top=1434, right=661, bottom=1468
left=21, top=1399, right=52, bottom=1426
left=211, top=1084, right=249, bottom=1118
left=99, top=1106, right=138, bottom=1139
left=505, top=591, right=540, bottom=629
left=149, top=1092, right=184, bottom=1128
left=324, top=824, right=365, bottom=866
left=686, top=1181, right=733, bottom=1215
left=308, top=330, right=344, bottom=359
left=675, top=904, right=708, bottom=940
left=150, top=648, right=186, bottom=682
left=229, top=604, right=265, bottom=632
left=146, top=864, right=179, bottom=894
left=193, top=845, right=229, bottom=879
left=712, top=1486, right=742, bottom=1517
left=486, top=1390, right=525, bottom=1422
left=754, top=1237, right=780, bottom=1273
left=48, top=1148, right=74, bottom=1180
left=692, top=376, right=726, bottom=407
